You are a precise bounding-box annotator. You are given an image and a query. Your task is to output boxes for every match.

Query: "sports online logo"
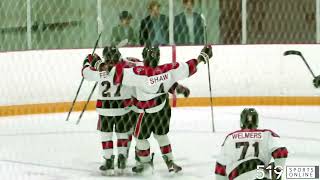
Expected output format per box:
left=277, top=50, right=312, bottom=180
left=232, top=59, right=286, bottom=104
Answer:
left=286, top=166, right=319, bottom=179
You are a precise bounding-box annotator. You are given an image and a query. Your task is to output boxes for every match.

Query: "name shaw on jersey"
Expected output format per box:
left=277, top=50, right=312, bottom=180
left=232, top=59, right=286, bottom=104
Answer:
left=232, top=132, right=262, bottom=140
left=148, top=73, right=170, bottom=85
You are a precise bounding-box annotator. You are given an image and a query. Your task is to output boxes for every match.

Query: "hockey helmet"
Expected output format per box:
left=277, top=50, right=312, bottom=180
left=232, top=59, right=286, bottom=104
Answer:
left=102, top=45, right=121, bottom=64
left=240, top=108, right=259, bottom=129
left=142, top=45, right=160, bottom=67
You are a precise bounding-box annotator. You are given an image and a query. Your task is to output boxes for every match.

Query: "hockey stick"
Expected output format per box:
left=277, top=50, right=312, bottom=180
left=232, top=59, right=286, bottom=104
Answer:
left=75, top=38, right=129, bottom=124
left=201, top=14, right=215, bottom=132
left=283, top=50, right=316, bottom=78
left=76, top=82, right=97, bottom=124
left=65, top=32, right=102, bottom=122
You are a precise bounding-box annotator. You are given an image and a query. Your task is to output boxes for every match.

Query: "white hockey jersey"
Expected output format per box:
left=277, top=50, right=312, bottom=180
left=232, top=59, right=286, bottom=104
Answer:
left=215, top=129, right=288, bottom=180
left=82, top=60, right=136, bottom=116
left=112, top=59, right=199, bottom=113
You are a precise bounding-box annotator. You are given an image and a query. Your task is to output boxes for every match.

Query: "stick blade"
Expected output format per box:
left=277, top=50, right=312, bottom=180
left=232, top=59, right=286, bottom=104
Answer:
left=283, top=50, right=302, bottom=56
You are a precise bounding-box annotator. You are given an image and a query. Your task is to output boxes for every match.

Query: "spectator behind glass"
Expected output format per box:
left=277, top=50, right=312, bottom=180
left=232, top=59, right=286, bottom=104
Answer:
left=139, top=0, right=169, bottom=46
left=174, top=0, right=204, bottom=45
left=111, top=11, right=137, bottom=46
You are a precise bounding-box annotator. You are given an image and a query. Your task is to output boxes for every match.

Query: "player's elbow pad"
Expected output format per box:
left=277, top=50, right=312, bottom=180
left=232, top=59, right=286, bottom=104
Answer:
left=272, top=147, right=288, bottom=167
left=272, top=147, right=288, bottom=159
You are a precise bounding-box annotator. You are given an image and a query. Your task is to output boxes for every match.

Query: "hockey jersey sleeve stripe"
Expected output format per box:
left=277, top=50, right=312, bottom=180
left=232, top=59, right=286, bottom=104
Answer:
left=102, top=141, right=113, bottom=149
left=186, top=59, right=198, bottom=76
left=214, top=162, right=227, bottom=176
left=229, top=169, right=239, bottom=180
left=228, top=159, right=265, bottom=180
left=272, top=147, right=288, bottom=158
left=132, top=63, right=180, bottom=76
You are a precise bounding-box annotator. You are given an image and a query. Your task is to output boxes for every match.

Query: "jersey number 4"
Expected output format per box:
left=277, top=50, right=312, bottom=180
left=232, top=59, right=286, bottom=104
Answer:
left=101, top=81, right=121, bottom=97
left=236, top=141, right=259, bottom=160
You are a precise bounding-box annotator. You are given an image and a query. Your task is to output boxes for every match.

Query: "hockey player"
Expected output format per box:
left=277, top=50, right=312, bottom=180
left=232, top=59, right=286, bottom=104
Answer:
left=82, top=46, right=191, bottom=175
left=82, top=46, right=137, bottom=175
left=214, top=108, right=288, bottom=180
left=313, top=75, right=320, bottom=88
left=109, top=45, right=212, bottom=173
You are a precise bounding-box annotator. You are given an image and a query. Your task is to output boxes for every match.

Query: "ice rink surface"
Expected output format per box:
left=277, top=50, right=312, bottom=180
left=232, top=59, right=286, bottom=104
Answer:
left=0, top=106, right=319, bottom=180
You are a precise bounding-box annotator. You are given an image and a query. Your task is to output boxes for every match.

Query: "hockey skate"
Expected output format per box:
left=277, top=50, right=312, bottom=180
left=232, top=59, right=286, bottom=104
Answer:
left=163, top=155, right=182, bottom=173
left=132, top=153, right=154, bottom=174
left=99, top=155, right=115, bottom=176
left=117, top=154, right=127, bottom=175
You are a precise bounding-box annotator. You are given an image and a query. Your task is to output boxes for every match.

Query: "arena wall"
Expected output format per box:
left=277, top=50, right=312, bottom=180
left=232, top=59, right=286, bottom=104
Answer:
left=1, top=45, right=319, bottom=116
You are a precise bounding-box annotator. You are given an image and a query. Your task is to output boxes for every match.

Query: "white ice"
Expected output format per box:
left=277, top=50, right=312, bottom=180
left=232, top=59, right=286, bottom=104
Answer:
left=0, top=106, right=319, bottom=180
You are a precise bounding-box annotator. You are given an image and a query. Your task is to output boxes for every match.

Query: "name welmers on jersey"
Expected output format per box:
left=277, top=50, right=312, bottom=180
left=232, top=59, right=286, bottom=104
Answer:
left=148, top=73, right=170, bottom=86
left=232, top=132, right=263, bottom=140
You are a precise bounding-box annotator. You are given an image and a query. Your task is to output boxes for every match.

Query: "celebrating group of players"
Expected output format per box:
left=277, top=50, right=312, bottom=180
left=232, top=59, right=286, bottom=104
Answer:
left=81, top=44, right=320, bottom=179
left=82, top=44, right=211, bottom=175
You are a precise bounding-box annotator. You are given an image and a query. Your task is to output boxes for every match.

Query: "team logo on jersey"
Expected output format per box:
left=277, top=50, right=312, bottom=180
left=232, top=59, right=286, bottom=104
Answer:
left=148, top=73, right=170, bottom=86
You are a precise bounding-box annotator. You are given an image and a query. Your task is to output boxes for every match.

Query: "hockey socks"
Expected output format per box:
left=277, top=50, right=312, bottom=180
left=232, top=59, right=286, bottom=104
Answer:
left=132, top=139, right=154, bottom=173
left=100, top=132, right=114, bottom=159
left=154, top=134, right=182, bottom=173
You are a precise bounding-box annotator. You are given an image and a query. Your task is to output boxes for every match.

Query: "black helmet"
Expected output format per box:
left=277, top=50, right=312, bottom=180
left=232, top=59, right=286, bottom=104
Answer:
left=240, top=108, right=259, bottom=129
left=142, top=45, right=160, bottom=67
left=102, top=46, right=121, bottom=64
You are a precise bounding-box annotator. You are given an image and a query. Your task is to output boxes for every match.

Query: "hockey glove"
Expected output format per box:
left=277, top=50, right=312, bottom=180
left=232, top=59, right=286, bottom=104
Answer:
left=313, top=75, right=320, bottom=88
left=197, top=45, right=212, bottom=64
left=85, top=53, right=104, bottom=70
left=176, top=85, right=190, bottom=98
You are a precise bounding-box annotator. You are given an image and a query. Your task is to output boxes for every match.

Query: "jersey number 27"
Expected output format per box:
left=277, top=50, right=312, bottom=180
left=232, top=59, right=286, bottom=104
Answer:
left=101, top=81, right=121, bottom=97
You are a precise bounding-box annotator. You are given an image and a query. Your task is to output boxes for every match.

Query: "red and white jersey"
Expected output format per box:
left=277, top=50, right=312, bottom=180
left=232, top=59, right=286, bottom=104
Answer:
left=82, top=60, right=136, bottom=116
left=113, top=59, right=198, bottom=113
left=215, top=129, right=288, bottom=180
